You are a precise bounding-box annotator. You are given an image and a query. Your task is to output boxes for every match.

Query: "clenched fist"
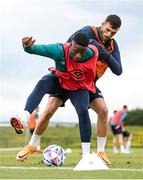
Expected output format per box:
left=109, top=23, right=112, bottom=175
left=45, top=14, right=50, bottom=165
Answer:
left=22, top=37, right=36, bottom=47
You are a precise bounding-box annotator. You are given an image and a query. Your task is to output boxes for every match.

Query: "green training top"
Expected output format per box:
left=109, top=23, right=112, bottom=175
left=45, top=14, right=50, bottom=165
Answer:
left=24, top=43, right=95, bottom=72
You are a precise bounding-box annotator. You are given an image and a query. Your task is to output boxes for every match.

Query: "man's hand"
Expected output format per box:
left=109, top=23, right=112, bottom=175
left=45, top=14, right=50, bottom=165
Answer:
left=22, top=37, right=36, bottom=47
left=115, top=125, right=120, bottom=129
left=89, top=39, right=110, bottom=61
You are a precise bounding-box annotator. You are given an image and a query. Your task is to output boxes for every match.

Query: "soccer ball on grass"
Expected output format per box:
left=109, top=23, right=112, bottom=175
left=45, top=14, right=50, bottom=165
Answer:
left=43, top=144, right=66, bottom=166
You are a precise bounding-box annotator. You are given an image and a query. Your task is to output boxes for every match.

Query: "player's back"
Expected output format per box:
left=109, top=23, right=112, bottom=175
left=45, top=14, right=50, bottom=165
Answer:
left=110, top=110, right=124, bottom=125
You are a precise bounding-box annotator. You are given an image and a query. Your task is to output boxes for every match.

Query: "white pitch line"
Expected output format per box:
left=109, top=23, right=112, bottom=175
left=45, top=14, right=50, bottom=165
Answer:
left=0, top=147, right=23, bottom=151
left=0, top=166, right=143, bottom=172
left=109, top=168, right=143, bottom=172
left=0, top=166, right=73, bottom=170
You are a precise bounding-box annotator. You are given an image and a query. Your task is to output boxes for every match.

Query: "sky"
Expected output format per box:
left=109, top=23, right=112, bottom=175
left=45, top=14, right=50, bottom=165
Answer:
left=0, top=0, right=143, bottom=124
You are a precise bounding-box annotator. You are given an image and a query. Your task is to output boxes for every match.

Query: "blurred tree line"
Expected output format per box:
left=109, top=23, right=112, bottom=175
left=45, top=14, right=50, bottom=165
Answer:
left=126, top=108, right=143, bottom=125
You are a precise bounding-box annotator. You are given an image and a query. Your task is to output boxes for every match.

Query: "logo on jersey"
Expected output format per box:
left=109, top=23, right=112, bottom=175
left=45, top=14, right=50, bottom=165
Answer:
left=69, top=69, right=87, bottom=79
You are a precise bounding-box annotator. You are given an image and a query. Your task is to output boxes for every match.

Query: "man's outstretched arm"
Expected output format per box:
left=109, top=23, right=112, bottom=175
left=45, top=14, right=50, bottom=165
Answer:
left=22, top=36, right=61, bottom=60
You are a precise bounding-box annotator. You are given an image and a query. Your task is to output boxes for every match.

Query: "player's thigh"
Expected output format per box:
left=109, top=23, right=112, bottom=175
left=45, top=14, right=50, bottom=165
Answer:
left=44, top=97, right=63, bottom=114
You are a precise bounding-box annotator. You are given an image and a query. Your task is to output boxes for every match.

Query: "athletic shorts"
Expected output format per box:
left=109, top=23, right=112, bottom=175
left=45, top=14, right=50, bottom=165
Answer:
left=49, top=86, right=104, bottom=107
left=122, top=130, right=130, bottom=137
left=49, top=93, right=68, bottom=107
left=111, top=125, right=123, bottom=135
left=89, top=87, right=104, bottom=103
left=29, top=128, right=35, bottom=135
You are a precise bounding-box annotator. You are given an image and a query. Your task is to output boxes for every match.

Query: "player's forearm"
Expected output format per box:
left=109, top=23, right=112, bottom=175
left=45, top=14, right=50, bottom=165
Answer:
left=24, top=44, right=48, bottom=57
left=109, top=42, right=123, bottom=75
left=105, top=54, right=122, bottom=75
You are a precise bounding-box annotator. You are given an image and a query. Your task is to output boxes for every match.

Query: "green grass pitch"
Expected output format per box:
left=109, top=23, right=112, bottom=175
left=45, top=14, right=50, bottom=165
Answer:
left=0, top=148, right=143, bottom=179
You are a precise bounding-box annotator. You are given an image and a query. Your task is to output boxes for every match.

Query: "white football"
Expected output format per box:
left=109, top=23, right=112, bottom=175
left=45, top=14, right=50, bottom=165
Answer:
left=43, top=144, right=66, bottom=166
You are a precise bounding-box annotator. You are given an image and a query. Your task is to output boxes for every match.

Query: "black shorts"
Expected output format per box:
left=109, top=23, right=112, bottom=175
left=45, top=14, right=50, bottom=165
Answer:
left=111, top=125, right=123, bottom=135
left=29, top=128, right=35, bottom=135
left=50, top=86, right=104, bottom=107
left=122, top=130, right=130, bottom=137
left=89, top=87, right=104, bottom=103
left=49, top=93, right=68, bottom=107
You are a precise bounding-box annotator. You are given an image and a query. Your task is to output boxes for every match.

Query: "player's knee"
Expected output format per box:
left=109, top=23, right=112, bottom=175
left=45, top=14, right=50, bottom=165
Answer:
left=77, top=106, right=88, bottom=117
left=98, top=106, right=108, bottom=119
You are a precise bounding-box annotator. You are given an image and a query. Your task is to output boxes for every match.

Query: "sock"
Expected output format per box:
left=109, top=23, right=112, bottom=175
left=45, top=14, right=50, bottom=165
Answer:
left=113, top=146, right=118, bottom=153
left=120, top=145, right=125, bottom=152
left=19, top=110, right=30, bottom=125
left=97, top=137, right=107, bottom=152
left=81, top=142, right=90, bottom=157
left=36, top=140, right=41, bottom=151
left=126, top=141, right=131, bottom=151
left=113, top=146, right=118, bottom=150
left=36, top=145, right=41, bottom=151
left=29, top=133, right=41, bottom=149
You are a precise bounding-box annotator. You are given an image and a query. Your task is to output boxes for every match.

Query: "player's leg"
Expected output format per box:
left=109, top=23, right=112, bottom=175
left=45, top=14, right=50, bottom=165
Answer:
left=117, top=133, right=126, bottom=153
left=111, top=125, right=119, bottom=153
left=24, top=73, right=62, bottom=114
left=126, top=133, right=132, bottom=153
left=112, top=135, right=119, bottom=153
left=111, top=125, right=126, bottom=153
left=16, top=97, right=63, bottom=161
left=123, top=131, right=132, bottom=153
left=89, top=89, right=110, bottom=164
left=115, top=127, right=126, bottom=153
left=29, top=128, right=42, bottom=153
left=69, top=89, right=91, bottom=157
left=90, top=98, right=108, bottom=137
left=10, top=73, right=62, bottom=134
left=34, top=97, right=63, bottom=135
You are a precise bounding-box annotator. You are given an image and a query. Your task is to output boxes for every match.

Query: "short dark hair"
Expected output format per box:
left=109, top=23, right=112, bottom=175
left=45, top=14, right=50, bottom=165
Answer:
left=114, top=110, right=117, bottom=114
left=123, top=105, right=128, bottom=109
left=105, top=14, right=122, bottom=29
left=74, top=32, right=89, bottom=47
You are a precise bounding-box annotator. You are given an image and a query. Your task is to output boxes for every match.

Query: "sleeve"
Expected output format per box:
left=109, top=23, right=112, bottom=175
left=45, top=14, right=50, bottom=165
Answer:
left=66, top=26, right=94, bottom=42
left=35, top=114, right=39, bottom=120
left=24, top=43, right=61, bottom=61
left=109, top=40, right=123, bottom=75
left=89, top=39, right=123, bottom=75
left=118, top=113, right=128, bottom=125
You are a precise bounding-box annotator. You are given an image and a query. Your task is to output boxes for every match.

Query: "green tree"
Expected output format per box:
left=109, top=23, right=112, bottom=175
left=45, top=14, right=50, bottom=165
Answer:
left=126, top=108, right=143, bottom=125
